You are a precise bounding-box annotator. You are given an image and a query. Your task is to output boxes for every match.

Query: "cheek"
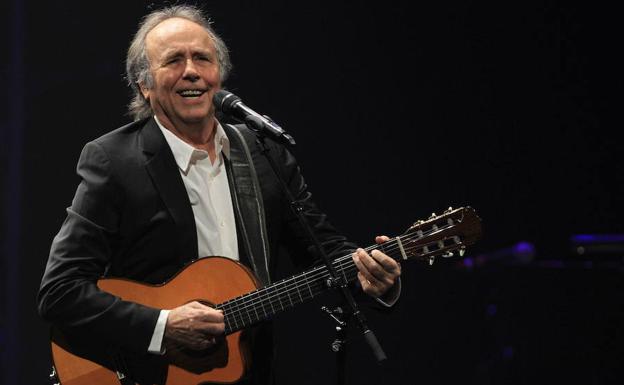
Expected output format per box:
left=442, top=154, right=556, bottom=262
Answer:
left=205, top=66, right=221, bottom=84
left=153, top=71, right=177, bottom=90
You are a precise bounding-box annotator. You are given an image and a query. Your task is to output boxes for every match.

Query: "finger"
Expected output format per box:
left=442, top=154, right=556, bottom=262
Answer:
left=353, top=250, right=388, bottom=288
left=369, top=249, right=401, bottom=274
left=190, top=336, right=216, bottom=351
left=352, top=250, right=379, bottom=284
left=355, top=249, right=396, bottom=286
left=191, top=301, right=222, bottom=313
left=375, top=235, right=390, bottom=244
left=198, top=308, right=224, bottom=323
left=196, top=310, right=226, bottom=335
left=199, top=321, right=225, bottom=336
left=357, top=271, right=382, bottom=297
left=188, top=301, right=206, bottom=309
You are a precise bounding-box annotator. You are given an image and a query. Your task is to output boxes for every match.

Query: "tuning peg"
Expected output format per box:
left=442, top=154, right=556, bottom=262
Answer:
left=444, top=206, right=454, bottom=213
left=443, top=251, right=454, bottom=258
left=429, top=256, right=435, bottom=265
left=429, top=212, right=437, bottom=219
left=412, top=220, right=425, bottom=227
left=459, top=248, right=465, bottom=257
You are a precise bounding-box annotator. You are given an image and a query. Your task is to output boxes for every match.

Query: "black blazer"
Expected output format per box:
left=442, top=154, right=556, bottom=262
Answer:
left=37, top=117, right=357, bottom=356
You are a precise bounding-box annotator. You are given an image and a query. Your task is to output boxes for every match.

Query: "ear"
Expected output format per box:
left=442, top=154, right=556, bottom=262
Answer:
left=138, top=82, right=150, bottom=100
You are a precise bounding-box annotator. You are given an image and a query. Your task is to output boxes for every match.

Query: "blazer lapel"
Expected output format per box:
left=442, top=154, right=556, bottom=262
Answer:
left=139, top=118, right=198, bottom=264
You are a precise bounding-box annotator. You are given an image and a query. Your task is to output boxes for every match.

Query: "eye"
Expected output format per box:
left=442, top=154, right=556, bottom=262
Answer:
left=166, top=57, right=182, bottom=65
left=195, top=53, right=213, bottom=62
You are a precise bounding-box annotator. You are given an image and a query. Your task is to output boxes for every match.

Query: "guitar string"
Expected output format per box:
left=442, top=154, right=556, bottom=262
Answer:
left=222, top=239, right=425, bottom=333
left=222, top=238, right=454, bottom=333
left=221, top=213, right=470, bottom=325
left=219, top=232, right=411, bottom=316
left=221, top=234, right=454, bottom=329
left=222, top=268, right=359, bottom=333
left=219, top=226, right=459, bottom=328
left=220, top=227, right=460, bottom=329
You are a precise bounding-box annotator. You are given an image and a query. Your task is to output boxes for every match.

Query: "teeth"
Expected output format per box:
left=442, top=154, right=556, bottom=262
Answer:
left=179, top=90, right=203, bottom=96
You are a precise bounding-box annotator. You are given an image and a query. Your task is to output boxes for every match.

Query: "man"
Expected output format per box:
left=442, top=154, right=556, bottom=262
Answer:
left=38, top=4, right=401, bottom=384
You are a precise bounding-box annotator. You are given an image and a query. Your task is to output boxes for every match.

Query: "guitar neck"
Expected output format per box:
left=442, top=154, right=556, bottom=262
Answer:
left=216, top=242, right=400, bottom=334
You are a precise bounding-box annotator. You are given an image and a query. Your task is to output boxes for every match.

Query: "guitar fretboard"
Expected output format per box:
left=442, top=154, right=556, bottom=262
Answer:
left=215, top=253, right=354, bottom=334
left=215, top=239, right=413, bottom=334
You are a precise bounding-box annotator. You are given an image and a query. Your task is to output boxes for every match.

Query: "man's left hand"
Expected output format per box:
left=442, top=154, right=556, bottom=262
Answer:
left=352, top=236, right=401, bottom=298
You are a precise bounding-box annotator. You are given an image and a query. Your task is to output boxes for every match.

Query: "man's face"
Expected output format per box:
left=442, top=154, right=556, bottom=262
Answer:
left=142, top=17, right=221, bottom=129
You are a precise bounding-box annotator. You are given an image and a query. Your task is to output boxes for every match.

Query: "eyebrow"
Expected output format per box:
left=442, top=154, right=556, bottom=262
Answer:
left=161, top=48, right=213, bottom=61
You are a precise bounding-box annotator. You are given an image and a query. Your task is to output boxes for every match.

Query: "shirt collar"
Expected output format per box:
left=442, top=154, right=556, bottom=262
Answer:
left=154, top=116, right=230, bottom=173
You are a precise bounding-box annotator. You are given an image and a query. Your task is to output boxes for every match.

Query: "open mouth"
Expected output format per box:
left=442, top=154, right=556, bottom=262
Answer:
left=177, top=89, right=206, bottom=98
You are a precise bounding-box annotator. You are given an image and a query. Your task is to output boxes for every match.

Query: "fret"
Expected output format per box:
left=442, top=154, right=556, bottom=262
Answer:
left=251, top=299, right=260, bottom=321
left=229, top=310, right=239, bottom=331
left=274, top=283, right=283, bottom=311
left=281, top=280, right=290, bottom=308
left=304, top=271, right=314, bottom=297
left=296, top=281, right=304, bottom=303
left=243, top=300, right=253, bottom=327
left=255, top=290, right=266, bottom=321
left=258, top=291, right=268, bottom=318
left=219, top=303, right=232, bottom=334
left=275, top=282, right=285, bottom=311
left=268, top=286, right=276, bottom=314
left=337, top=259, right=349, bottom=284
left=285, top=279, right=294, bottom=307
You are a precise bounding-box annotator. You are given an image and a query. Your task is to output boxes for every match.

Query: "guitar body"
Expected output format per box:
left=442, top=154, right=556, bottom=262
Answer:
left=51, top=257, right=260, bottom=385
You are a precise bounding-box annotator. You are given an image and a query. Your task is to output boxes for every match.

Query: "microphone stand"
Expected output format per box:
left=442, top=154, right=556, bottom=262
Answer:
left=243, top=115, right=387, bottom=383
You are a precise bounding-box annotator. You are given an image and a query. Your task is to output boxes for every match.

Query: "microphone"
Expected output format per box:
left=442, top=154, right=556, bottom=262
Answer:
left=213, top=90, right=296, bottom=147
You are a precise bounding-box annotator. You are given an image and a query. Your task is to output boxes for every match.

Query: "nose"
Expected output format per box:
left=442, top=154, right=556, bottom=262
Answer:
left=182, top=58, right=200, bottom=81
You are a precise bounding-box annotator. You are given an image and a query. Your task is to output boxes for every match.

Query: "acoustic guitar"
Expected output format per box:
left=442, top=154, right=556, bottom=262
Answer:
left=50, top=206, right=482, bottom=385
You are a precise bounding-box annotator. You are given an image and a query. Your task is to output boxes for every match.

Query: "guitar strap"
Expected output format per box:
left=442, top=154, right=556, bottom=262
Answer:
left=222, top=123, right=272, bottom=286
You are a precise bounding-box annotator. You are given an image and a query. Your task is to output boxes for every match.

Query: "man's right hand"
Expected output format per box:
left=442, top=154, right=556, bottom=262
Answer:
left=164, top=301, right=225, bottom=351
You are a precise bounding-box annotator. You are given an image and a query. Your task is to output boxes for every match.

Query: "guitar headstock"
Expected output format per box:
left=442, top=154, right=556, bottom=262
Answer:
left=397, top=206, right=482, bottom=265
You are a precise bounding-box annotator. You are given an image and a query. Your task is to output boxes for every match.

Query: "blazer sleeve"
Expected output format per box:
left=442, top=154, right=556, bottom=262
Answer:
left=37, top=140, right=161, bottom=354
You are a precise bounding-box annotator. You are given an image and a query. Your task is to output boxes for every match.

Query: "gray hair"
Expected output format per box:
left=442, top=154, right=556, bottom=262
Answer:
left=125, top=4, right=232, bottom=121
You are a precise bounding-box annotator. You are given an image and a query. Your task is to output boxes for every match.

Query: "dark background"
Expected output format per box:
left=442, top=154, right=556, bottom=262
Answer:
left=2, top=1, right=623, bottom=384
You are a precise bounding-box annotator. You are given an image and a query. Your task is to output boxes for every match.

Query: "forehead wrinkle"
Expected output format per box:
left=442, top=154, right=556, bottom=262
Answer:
left=161, top=45, right=212, bottom=60
left=145, top=17, right=214, bottom=58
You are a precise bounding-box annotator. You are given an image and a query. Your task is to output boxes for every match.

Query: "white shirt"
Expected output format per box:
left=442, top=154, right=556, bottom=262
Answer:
left=148, top=117, right=238, bottom=353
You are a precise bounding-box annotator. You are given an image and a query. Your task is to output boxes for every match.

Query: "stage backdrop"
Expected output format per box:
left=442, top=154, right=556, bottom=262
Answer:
left=2, top=1, right=622, bottom=384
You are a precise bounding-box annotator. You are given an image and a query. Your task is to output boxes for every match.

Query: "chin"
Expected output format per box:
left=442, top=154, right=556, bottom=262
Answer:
left=179, top=107, right=209, bottom=119
left=181, top=113, right=212, bottom=125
